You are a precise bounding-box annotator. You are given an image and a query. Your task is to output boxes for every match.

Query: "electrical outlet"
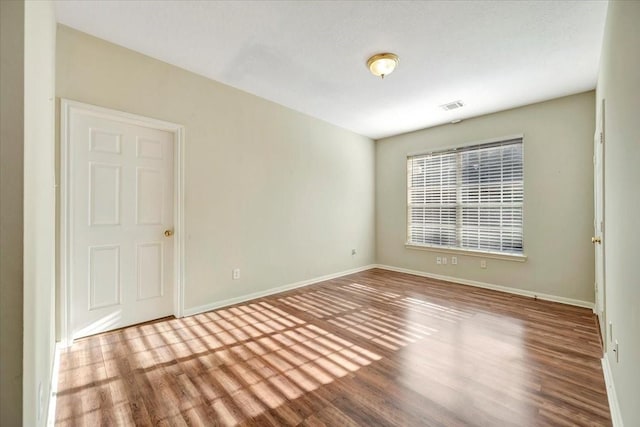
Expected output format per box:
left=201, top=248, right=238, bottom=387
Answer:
left=613, top=340, right=619, bottom=363
left=436, top=257, right=442, bottom=265
left=232, top=268, right=240, bottom=280
left=442, top=257, right=448, bottom=265
left=451, top=256, right=458, bottom=265
left=480, top=260, right=487, bottom=269
left=351, top=249, right=357, bottom=256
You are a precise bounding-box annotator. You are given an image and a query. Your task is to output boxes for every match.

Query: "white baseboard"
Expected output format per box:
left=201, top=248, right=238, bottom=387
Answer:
left=601, top=355, right=624, bottom=427
left=46, top=342, right=63, bottom=426
left=373, top=264, right=595, bottom=310
left=184, top=263, right=594, bottom=317
left=183, top=264, right=377, bottom=317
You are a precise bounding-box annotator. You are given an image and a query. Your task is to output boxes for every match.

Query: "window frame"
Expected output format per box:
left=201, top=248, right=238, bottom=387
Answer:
left=405, top=134, right=527, bottom=261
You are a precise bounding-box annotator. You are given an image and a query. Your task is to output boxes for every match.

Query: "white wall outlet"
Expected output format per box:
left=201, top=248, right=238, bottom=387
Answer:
left=351, top=249, right=357, bottom=256
left=436, top=257, right=442, bottom=265
left=451, top=256, right=458, bottom=265
left=442, top=257, right=448, bottom=265
left=613, top=340, right=619, bottom=363
left=480, top=260, right=487, bottom=269
left=232, top=268, right=240, bottom=280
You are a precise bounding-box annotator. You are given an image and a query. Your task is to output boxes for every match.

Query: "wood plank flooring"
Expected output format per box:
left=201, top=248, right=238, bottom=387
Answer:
left=55, top=268, right=611, bottom=426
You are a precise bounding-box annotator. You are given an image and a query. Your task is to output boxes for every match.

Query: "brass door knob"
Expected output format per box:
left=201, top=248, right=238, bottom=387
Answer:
left=164, top=229, right=174, bottom=237
left=591, top=236, right=601, bottom=244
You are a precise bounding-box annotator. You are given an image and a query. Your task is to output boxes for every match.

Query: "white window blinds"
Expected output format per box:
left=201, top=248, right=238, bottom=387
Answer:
left=407, top=138, right=524, bottom=255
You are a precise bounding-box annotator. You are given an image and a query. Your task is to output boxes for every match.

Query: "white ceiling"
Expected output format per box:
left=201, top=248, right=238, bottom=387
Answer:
left=54, top=1, right=608, bottom=140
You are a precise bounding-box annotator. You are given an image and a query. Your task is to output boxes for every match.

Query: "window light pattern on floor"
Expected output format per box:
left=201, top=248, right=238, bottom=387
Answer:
left=55, top=298, right=385, bottom=425
left=54, top=269, right=610, bottom=426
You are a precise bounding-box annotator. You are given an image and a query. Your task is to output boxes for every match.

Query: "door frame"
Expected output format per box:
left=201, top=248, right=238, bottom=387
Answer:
left=594, top=98, right=606, bottom=350
left=60, top=99, right=186, bottom=346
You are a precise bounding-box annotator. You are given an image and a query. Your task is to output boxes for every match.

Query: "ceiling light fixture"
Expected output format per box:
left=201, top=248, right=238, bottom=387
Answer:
left=367, top=53, right=399, bottom=79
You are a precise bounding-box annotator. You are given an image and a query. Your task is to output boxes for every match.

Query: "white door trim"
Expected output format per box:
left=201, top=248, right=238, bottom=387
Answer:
left=60, top=99, right=186, bottom=346
left=594, top=98, right=606, bottom=349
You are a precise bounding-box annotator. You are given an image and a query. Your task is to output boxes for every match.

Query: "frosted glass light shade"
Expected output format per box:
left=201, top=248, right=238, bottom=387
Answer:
left=367, top=53, right=399, bottom=78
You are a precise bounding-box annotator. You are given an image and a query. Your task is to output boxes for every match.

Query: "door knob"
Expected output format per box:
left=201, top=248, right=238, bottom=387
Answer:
left=164, top=229, right=174, bottom=237
left=591, top=236, right=601, bottom=244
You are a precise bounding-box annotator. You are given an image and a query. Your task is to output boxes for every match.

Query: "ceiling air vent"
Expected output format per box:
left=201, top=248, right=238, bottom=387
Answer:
left=440, top=100, right=464, bottom=111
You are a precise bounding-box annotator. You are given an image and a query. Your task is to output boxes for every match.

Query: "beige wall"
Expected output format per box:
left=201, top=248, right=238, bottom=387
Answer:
left=0, top=1, right=25, bottom=425
left=56, top=26, right=375, bottom=313
left=596, top=1, right=640, bottom=425
left=376, top=92, right=596, bottom=304
left=23, top=0, right=57, bottom=425
left=0, top=1, right=57, bottom=425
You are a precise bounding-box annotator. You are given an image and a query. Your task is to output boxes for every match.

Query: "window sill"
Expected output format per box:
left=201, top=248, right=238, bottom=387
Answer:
left=405, top=243, right=528, bottom=262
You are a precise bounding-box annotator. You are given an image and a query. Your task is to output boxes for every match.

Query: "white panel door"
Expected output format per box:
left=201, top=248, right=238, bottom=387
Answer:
left=70, top=111, right=174, bottom=339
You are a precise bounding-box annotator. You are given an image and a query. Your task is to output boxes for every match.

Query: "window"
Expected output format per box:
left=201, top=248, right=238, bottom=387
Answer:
left=407, top=137, right=523, bottom=255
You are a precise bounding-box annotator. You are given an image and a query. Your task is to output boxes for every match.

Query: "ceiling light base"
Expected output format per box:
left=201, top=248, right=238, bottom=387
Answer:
left=367, top=53, right=399, bottom=79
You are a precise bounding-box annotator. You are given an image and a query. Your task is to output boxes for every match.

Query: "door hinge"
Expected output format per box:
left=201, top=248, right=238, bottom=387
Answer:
left=600, top=132, right=604, bottom=144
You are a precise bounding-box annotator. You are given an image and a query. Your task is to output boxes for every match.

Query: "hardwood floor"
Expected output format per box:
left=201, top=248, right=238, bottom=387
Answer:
left=55, top=269, right=611, bottom=426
